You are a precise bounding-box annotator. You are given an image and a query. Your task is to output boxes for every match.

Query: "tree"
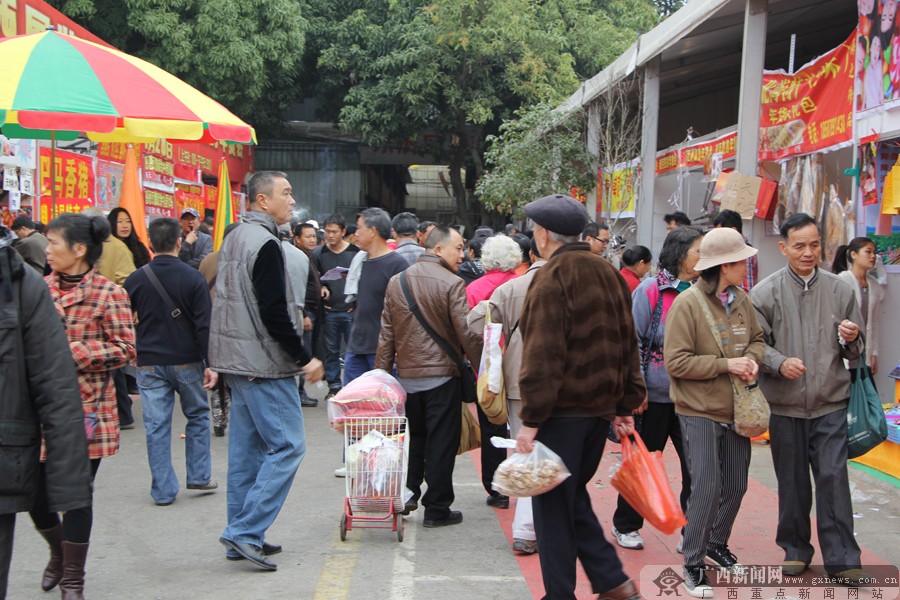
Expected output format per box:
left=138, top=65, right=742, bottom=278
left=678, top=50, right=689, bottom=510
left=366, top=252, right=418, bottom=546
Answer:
left=47, top=0, right=308, bottom=136
left=476, top=102, right=596, bottom=216
left=314, top=0, right=657, bottom=230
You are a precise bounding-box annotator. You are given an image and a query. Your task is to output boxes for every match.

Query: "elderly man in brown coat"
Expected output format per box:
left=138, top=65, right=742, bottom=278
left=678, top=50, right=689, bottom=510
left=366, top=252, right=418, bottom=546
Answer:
left=515, top=194, right=645, bottom=600
left=376, top=225, right=483, bottom=528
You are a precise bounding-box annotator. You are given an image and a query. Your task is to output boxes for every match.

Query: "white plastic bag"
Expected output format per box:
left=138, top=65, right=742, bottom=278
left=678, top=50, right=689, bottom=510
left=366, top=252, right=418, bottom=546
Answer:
left=490, top=437, right=571, bottom=497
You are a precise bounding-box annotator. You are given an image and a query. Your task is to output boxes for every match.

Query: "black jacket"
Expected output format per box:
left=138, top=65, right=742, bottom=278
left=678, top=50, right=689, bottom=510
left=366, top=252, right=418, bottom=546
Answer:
left=0, top=239, right=92, bottom=515
left=123, top=255, right=212, bottom=367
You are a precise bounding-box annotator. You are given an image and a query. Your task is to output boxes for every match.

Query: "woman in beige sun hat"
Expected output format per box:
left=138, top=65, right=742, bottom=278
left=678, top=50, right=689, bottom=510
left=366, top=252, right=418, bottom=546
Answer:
left=662, top=227, right=767, bottom=598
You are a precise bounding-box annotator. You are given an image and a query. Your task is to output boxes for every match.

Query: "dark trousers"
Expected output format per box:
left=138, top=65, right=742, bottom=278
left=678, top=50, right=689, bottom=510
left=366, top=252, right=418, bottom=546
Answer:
left=0, top=513, right=13, bottom=600
left=114, top=368, right=134, bottom=427
left=613, top=402, right=689, bottom=533
left=323, top=311, right=353, bottom=390
left=533, top=417, right=629, bottom=599
left=299, top=314, right=316, bottom=399
left=405, top=378, right=461, bottom=521
left=678, top=415, right=750, bottom=567
left=769, top=409, right=861, bottom=571
left=477, top=402, right=508, bottom=497
left=30, top=459, right=100, bottom=543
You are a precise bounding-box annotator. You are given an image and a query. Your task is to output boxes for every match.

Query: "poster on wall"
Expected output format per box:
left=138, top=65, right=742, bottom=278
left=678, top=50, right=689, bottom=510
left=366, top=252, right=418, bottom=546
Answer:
left=0, top=136, right=37, bottom=169
left=599, top=159, right=639, bottom=219
left=857, top=0, right=900, bottom=111
left=760, top=34, right=855, bottom=161
left=95, top=159, right=125, bottom=211
left=1, top=205, right=32, bottom=229
left=860, top=141, right=900, bottom=272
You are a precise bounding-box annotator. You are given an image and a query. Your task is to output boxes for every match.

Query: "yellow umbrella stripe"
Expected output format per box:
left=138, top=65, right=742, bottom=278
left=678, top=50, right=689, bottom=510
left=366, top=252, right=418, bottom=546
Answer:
left=0, top=34, right=43, bottom=111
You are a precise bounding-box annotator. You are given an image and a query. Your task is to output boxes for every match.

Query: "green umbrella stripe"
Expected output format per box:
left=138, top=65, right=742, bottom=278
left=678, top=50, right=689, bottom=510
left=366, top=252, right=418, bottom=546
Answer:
left=12, top=32, right=118, bottom=117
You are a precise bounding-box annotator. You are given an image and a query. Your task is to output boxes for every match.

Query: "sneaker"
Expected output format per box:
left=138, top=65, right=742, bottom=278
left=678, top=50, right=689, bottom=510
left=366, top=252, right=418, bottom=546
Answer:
left=512, top=538, right=538, bottom=554
left=706, top=545, right=741, bottom=569
left=676, top=535, right=684, bottom=554
left=120, top=422, right=136, bottom=430
left=612, top=527, right=644, bottom=550
left=187, top=481, right=218, bottom=491
left=213, top=426, right=225, bottom=437
left=486, top=494, right=510, bottom=509
left=334, top=467, right=346, bottom=478
left=300, top=397, right=318, bottom=407
left=325, top=391, right=338, bottom=402
left=683, top=566, right=714, bottom=598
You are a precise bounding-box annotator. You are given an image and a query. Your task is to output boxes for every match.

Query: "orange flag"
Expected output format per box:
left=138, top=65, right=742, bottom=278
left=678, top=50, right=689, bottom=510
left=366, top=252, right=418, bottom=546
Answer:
left=118, top=144, right=149, bottom=247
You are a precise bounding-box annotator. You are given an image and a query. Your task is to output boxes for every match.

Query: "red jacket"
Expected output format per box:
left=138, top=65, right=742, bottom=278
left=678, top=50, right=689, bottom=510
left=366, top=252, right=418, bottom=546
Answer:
left=466, top=269, right=519, bottom=308
left=619, top=267, right=643, bottom=293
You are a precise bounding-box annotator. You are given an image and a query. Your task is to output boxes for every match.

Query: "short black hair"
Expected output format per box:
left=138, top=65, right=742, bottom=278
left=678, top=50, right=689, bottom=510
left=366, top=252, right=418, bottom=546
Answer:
left=713, top=209, right=743, bottom=234
left=466, top=237, right=484, bottom=259
left=248, top=171, right=287, bottom=205
left=11, top=216, right=34, bottom=231
left=583, top=221, right=609, bottom=238
left=392, top=212, right=419, bottom=237
left=294, top=223, right=317, bottom=237
left=417, top=221, right=437, bottom=234
left=530, top=237, right=541, bottom=259
left=148, top=218, right=181, bottom=253
left=345, top=224, right=357, bottom=236
left=664, top=211, right=692, bottom=226
left=358, top=208, right=391, bottom=240
left=324, top=214, right=346, bottom=230
left=511, top=233, right=531, bottom=263
left=779, top=212, right=818, bottom=240
left=425, top=225, right=454, bottom=249
left=622, top=245, right=652, bottom=267
left=658, top=226, right=703, bottom=276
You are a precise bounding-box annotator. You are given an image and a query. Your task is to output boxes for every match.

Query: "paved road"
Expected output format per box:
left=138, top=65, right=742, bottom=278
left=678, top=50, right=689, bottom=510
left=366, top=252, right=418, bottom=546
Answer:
left=7, top=381, right=900, bottom=599
left=8, top=384, right=530, bottom=600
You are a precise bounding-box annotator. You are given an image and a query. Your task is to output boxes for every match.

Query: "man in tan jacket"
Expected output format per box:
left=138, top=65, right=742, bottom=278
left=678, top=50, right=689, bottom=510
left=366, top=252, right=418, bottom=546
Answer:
left=375, top=225, right=483, bottom=528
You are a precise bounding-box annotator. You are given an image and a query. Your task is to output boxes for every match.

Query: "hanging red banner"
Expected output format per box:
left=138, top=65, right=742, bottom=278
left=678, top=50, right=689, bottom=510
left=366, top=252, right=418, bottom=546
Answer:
left=655, top=149, right=679, bottom=175
left=143, top=187, right=175, bottom=218
left=681, top=132, right=737, bottom=169
left=759, top=33, right=855, bottom=162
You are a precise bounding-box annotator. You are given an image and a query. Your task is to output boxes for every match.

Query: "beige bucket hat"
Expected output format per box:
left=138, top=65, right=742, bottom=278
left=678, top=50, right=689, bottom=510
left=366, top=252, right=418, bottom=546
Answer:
left=694, top=227, right=758, bottom=271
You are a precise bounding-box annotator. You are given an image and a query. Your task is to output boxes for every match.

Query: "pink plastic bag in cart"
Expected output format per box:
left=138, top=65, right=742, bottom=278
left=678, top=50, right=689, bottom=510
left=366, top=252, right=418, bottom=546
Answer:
left=327, top=369, right=407, bottom=432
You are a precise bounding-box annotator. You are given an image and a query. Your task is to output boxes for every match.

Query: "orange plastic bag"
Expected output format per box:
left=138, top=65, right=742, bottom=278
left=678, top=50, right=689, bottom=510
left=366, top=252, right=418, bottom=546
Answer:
left=611, top=432, right=687, bottom=535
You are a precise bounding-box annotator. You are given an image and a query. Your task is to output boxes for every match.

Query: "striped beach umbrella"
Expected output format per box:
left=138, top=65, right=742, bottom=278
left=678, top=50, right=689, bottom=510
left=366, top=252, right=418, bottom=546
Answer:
left=0, top=29, right=255, bottom=144
left=212, top=160, right=233, bottom=251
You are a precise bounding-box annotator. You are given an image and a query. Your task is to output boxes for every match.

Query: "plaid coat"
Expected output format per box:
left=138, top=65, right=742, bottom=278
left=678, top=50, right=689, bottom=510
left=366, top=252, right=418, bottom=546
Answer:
left=45, top=269, right=136, bottom=459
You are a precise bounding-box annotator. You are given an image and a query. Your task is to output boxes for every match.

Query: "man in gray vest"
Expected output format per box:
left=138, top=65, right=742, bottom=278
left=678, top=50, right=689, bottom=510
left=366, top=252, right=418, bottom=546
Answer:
left=209, top=171, right=324, bottom=571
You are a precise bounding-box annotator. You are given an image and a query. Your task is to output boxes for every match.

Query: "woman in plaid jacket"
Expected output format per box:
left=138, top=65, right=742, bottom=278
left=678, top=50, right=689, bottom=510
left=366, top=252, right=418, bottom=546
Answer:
left=28, top=213, right=135, bottom=600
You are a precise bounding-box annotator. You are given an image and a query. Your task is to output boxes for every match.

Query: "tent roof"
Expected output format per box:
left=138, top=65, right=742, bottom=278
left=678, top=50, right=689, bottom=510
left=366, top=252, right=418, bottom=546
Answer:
left=557, top=0, right=856, bottom=113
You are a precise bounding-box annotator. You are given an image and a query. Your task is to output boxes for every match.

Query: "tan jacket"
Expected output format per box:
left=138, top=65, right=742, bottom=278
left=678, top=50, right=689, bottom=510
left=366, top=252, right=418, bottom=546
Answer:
left=664, top=278, right=765, bottom=423
left=467, top=261, right=545, bottom=399
left=376, top=254, right=482, bottom=378
left=198, top=251, right=219, bottom=300
left=96, top=235, right=135, bottom=286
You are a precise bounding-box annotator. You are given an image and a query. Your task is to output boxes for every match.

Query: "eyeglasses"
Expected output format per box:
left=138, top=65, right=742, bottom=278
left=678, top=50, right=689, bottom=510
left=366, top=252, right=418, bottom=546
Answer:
left=589, top=236, right=610, bottom=245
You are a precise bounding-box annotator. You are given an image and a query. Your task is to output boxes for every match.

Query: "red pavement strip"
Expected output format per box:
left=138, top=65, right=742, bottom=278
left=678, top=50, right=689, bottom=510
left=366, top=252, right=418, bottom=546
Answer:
left=468, top=441, right=889, bottom=600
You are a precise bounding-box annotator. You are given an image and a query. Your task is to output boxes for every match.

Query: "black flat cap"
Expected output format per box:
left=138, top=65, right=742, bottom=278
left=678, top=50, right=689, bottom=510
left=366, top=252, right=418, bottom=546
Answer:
left=524, top=194, right=589, bottom=236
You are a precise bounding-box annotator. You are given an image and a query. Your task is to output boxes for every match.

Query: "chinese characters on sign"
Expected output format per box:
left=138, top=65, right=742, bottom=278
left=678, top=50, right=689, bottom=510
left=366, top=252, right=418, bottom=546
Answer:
left=38, top=147, right=95, bottom=221
left=759, top=33, right=854, bottom=161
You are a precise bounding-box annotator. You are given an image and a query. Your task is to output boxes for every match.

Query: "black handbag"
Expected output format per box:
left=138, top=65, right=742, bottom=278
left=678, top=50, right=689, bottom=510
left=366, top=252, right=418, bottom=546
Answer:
left=399, top=272, right=478, bottom=403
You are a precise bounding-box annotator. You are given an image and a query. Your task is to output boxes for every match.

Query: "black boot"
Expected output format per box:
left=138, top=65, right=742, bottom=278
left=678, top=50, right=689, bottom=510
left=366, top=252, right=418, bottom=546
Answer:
left=37, top=524, right=64, bottom=591
left=59, top=541, right=89, bottom=600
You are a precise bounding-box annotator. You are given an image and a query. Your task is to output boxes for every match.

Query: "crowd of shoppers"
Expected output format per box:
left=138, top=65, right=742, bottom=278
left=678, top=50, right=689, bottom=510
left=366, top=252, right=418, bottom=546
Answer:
left=2, top=173, right=889, bottom=599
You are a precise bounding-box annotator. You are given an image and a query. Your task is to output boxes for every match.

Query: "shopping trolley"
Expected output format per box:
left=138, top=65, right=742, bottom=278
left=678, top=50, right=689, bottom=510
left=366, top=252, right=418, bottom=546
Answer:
left=339, top=416, right=409, bottom=542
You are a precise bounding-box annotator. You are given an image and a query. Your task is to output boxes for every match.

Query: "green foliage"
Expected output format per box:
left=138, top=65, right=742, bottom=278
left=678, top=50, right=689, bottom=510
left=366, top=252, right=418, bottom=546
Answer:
left=476, top=103, right=596, bottom=215
left=47, top=0, right=308, bottom=135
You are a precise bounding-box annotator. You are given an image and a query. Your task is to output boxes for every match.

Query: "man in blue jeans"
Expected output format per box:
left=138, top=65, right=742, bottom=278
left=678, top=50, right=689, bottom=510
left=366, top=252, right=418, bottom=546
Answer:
left=209, top=171, right=324, bottom=571
left=312, top=214, right=359, bottom=400
left=123, top=218, right=219, bottom=507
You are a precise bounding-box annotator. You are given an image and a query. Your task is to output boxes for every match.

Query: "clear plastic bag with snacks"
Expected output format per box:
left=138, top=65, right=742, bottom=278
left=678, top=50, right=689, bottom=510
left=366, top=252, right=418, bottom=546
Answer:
left=490, top=437, right=571, bottom=497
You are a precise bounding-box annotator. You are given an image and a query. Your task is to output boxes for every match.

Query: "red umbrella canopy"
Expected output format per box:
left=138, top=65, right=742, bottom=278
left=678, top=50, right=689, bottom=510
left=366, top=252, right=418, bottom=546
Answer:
left=0, top=29, right=255, bottom=144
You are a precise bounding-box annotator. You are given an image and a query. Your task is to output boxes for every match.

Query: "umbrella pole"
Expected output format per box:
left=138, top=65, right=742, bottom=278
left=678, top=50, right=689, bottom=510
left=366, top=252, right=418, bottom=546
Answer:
left=50, top=131, right=56, bottom=217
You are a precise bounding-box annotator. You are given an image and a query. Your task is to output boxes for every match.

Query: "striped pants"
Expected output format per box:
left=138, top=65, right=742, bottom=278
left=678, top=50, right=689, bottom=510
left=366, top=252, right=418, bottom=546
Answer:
left=679, top=415, right=751, bottom=568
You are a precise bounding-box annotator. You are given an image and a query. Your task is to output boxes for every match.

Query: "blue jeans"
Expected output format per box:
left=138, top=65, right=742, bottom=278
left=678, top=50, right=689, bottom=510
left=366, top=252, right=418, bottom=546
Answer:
left=222, top=375, right=306, bottom=547
left=324, top=311, right=353, bottom=389
left=136, top=363, right=212, bottom=505
left=343, top=352, right=375, bottom=386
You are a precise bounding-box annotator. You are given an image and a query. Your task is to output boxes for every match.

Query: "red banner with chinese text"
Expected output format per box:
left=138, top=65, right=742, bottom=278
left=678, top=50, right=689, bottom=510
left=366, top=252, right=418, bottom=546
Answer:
left=143, top=187, right=175, bottom=218
left=38, top=148, right=95, bottom=220
left=759, top=34, right=854, bottom=162
left=681, top=132, right=737, bottom=169
left=656, top=150, right=679, bottom=175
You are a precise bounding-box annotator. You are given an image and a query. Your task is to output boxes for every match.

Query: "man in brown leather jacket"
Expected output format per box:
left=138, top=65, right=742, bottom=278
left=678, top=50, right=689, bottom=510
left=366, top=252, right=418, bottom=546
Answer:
left=375, top=225, right=483, bottom=528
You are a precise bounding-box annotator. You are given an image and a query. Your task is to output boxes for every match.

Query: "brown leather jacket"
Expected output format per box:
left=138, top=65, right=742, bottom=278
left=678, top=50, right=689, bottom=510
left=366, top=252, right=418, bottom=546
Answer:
left=376, top=253, right=483, bottom=378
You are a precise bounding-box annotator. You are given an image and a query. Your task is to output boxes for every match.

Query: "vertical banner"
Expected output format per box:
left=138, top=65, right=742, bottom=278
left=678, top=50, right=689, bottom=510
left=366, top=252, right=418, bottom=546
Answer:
left=599, top=159, right=639, bottom=219
left=759, top=34, right=855, bottom=161
left=858, top=0, right=900, bottom=111
left=95, top=159, right=125, bottom=211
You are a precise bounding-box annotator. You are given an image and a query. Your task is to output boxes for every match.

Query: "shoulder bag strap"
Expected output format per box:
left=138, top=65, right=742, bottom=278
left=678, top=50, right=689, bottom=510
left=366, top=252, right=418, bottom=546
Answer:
left=399, top=271, right=467, bottom=372
left=141, top=265, right=206, bottom=366
left=641, top=288, right=665, bottom=364
left=685, top=285, right=727, bottom=357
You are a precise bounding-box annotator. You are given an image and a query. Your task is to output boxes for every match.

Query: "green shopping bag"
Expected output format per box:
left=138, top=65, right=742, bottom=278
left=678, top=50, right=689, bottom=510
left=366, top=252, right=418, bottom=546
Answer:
left=847, top=352, right=888, bottom=459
